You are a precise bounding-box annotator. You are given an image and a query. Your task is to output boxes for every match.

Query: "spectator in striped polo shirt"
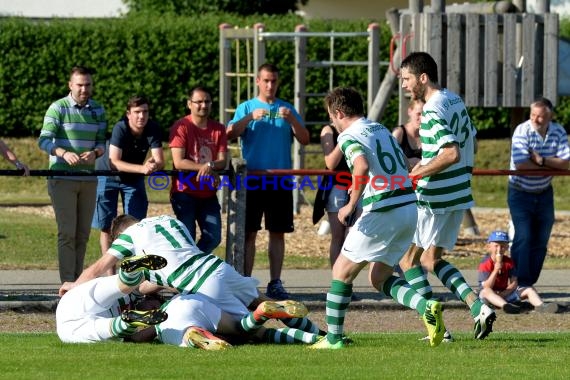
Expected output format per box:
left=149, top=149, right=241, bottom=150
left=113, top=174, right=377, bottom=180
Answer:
left=508, top=97, right=570, bottom=289
left=38, top=66, right=107, bottom=283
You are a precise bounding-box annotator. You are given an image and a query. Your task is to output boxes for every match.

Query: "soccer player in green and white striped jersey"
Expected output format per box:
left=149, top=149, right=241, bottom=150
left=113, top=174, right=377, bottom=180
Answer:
left=156, top=293, right=321, bottom=350
left=398, top=52, right=496, bottom=340
left=56, top=254, right=168, bottom=343
left=60, top=214, right=323, bottom=339
left=310, top=87, right=446, bottom=350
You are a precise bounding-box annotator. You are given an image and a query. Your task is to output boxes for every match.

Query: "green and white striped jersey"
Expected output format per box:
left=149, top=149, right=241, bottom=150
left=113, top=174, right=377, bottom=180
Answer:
left=417, top=89, right=476, bottom=211
left=338, top=117, right=416, bottom=212
left=108, top=215, right=223, bottom=294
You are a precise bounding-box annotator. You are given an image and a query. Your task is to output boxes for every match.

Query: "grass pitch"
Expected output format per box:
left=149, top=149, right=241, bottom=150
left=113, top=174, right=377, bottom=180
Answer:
left=0, top=332, right=569, bottom=379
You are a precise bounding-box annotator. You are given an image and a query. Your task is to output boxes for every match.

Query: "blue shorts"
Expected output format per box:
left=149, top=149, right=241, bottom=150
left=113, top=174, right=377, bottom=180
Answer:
left=325, top=186, right=349, bottom=213
left=91, top=176, right=148, bottom=231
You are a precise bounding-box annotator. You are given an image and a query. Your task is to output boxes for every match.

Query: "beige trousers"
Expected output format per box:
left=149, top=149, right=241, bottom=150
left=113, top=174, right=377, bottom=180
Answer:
left=48, top=179, right=97, bottom=282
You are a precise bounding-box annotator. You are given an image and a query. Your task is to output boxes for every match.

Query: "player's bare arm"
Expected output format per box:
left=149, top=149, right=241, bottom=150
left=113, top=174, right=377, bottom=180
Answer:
left=338, top=155, right=367, bottom=226
left=410, top=142, right=459, bottom=178
left=58, top=254, right=119, bottom=296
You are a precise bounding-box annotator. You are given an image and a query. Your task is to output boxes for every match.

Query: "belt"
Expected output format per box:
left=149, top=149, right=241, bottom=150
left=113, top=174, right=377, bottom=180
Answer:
left=509, top=183, right=551, bottom=194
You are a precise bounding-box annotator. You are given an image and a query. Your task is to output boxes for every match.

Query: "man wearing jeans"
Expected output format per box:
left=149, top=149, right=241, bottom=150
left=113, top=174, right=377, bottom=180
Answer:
left=92, top=95, right=164, bottom=274
left=169, top=86, right=228, bottom=253
left=508, top=97, right=570, bottom=287
left=39, top=66, right=107, bottom=282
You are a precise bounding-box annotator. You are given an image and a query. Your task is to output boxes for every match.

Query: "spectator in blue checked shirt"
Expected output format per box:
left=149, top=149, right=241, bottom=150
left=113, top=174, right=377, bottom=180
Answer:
left=508, top=97, right=570, bottom=288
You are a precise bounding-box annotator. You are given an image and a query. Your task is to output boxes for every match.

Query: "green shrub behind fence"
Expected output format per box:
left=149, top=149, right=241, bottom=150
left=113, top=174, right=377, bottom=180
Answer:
left=0, top=14, right=380, bottom=140
left=2, top=15, right=570, bottom=140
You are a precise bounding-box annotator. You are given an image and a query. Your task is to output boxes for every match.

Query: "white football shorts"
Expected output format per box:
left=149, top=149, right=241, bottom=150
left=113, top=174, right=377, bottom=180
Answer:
left=56, top=275, right=127, bottom=343
left=157, top=293, right=222, bottom=347
left=413, top=208, right=464, bottom=250
left=340, top=203, right=417, bottom=266
left=194, top=262, right=260, bottom=318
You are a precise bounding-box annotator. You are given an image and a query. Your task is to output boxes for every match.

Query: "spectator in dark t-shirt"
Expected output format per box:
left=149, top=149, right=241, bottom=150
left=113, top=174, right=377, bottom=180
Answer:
left=92, top=95, right=164, bottom=274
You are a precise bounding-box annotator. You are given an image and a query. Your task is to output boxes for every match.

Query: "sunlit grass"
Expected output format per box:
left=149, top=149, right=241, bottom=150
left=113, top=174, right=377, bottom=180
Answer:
left=1, top=332, right=569, bottom=380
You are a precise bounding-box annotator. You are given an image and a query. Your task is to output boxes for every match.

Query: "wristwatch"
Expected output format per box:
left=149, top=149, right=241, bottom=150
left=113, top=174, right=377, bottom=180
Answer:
left=207, top=161, right=215, bottom=169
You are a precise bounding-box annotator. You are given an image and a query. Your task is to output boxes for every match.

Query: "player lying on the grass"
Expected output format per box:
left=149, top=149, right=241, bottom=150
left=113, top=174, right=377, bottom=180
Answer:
left=56, top=254, right=168, bottom=343
left=310, top=87, right=446, bottom=350
left=131, top=293, right=324, bottom=350
left=59, top=214, right=322, bottom=338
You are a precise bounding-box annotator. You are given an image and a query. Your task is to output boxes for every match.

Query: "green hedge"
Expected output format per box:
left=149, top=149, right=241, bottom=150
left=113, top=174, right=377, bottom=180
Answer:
left=1, top=14, right=569, bottom=141
left=0, top=14, right=385, bottom=141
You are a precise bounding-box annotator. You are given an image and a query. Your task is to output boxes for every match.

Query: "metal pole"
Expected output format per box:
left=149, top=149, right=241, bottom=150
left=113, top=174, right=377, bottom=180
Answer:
left=219, top=23, right=232, bottom=125
left=293, top=24, right=308, bottom=214
left=225, top=158, right=247, bottom=273
left=368, top=8, right=401, bottom=122
left=367, top=23, right=380, bottom=113
left=253, top=23, right=266, bottom=98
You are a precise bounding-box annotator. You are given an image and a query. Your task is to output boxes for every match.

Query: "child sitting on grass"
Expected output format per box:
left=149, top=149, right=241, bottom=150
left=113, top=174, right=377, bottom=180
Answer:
left=478, top=230, right=559, bottom=314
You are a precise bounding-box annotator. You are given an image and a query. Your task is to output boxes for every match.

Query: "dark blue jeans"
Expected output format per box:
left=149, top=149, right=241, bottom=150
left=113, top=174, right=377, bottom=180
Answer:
left=507, top=184, right=554, bottom=287
left=170, top=192, right=222, bottom=253
left=92, top=176, right=148, bottom=230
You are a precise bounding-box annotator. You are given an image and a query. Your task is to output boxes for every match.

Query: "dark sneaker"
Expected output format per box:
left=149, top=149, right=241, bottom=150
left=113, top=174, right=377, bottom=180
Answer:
left=535, top=303, right=560, bottom=314
left=443, top=330, right=454, bottom=343
left=121, top=309, right=168, bottom=327
left=120, top=254, right=167, bottom=273
left=503, top=303, right=521, bottom=314
left=266, top=279, right=290, bottom=300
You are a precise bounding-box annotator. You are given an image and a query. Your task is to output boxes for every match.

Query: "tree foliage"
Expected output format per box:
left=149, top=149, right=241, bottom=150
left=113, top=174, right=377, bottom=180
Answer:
left=122, top=0, right=307, bottom=16
left=1, top=13, right=569, bottom=139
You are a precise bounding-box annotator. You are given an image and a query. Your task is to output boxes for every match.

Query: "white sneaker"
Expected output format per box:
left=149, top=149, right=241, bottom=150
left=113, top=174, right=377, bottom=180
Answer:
left=317, top=220, right=331, bottom=235
left=419, top=330, right=454, bottom=343
left=474, top=304, right=496, bottom=340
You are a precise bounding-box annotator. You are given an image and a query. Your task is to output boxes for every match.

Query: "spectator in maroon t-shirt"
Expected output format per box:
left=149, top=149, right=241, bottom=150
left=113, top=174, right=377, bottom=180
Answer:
left=169, top=86, right=228, bottom=254
left=478, top=230, right=559, bottom=314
